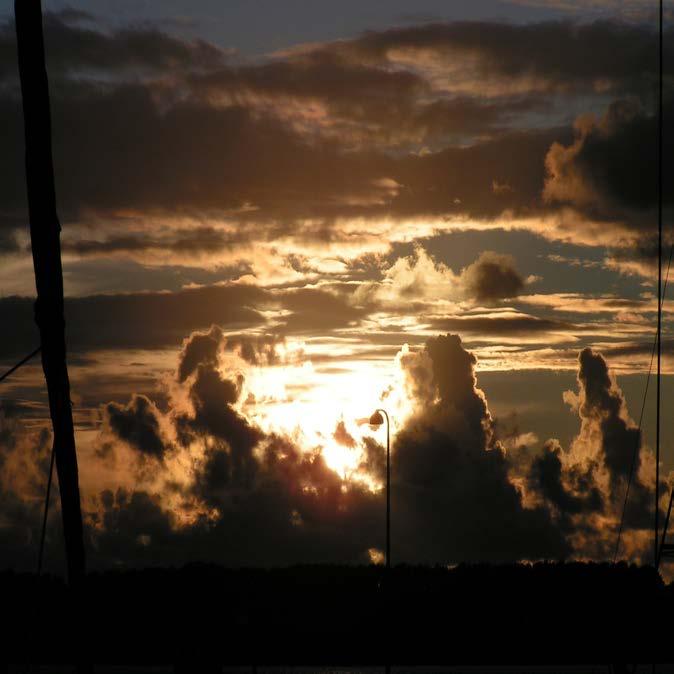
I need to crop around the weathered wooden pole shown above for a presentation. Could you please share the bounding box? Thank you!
[14,0,86,586]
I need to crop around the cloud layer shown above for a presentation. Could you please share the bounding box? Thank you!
[1,9,671,572]
[0,329,662,569]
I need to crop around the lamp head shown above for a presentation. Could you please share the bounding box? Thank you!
[369,410,384,426]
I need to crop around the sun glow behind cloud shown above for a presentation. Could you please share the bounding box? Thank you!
[238,343,414,486]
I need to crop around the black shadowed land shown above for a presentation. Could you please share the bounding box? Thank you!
[0,562,670,668]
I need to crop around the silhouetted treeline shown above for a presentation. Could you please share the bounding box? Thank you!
[1,562,670,667]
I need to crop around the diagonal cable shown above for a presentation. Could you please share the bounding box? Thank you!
[614,243,673,563]
[0,346,41,385]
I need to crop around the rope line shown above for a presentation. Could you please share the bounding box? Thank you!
[0,346,41,384]
[37,442,55,575]
[0,345,49,573]
[614,244,673,563]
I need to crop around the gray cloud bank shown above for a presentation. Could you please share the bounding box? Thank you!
[0,12,670,265]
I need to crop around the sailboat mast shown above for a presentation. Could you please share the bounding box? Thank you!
[14,0,86,584]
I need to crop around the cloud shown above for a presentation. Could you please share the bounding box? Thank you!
[510,0,672,23]
[0,282,379,359]
[104,394,168,460]
[574,347,640,487]
[175,329,262,466]
[0,284,267,359]
[369,246,527,307]
[334,420,357,449]
[544,98,668,220]
[0,10,225,81]
[0,13,575,254]
[177,325,223,383]
[226,334,288,366]
[0,402,61,568]
[324,20,667,96]
[391,334,569,562]
[2,10,672,570]
[192,53,541,147]
[59,226,253,263]
[0,13,670,283]
[83,329,386,566]
[1,326,667,569]
[529,438,604,515]
[525,347,658,558]
[427,313,577,339]
[461,251,526,302]
[379,245,460,301]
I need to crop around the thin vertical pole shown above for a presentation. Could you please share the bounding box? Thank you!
[380,408,390,674]
[15,0,86,586]
[658,490,674,569]
[386,413,390,571]
[650,8,663,670]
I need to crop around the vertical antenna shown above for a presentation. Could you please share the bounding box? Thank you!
[655,0,663,567]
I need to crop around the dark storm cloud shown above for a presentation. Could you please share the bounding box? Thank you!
[177,325,223,382]
[226,334,285,366]
[279,287,371,332]
[191,52,543,145]
[574,348,658,533]
[1,12,670,259]
[87,332,570,568]
[175,329,262,476]
[428,313,576,336]
[544,98,674,224]
[0,281,380,358]
[332,20,669,93]
[0,229,19,255]
[60,227,252,258]
[529,439,603,516]
[0,10,225,80]
[179,328,290,372]
[89,329,384,567]
[91,443,383,568]
[0,81,562,226]
[461,251,526,302]
[0,12,579,240]
[0,83,374,222]
[0,403,61,569]
[390,127,562,220]
[576,347,638,484]
[0,11,548,144]
[92,489,181,567]
[104,394,167,459]
[185,365,260,453]
[0,285,267,358]
[527,347,655,540]
[392,334,569,561]
[2,328,663,568]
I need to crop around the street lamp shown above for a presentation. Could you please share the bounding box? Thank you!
[369,408,390,570]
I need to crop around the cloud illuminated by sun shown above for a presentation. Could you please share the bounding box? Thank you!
[237,341,417,486]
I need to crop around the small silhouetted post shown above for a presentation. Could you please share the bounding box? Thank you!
[385,413,390,570]
[369,408,391,674]
[369,408,391,569]
[14,0,86,586]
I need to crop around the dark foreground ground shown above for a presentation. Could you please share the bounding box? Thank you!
[1,563,672,669]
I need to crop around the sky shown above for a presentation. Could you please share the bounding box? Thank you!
[1,0,673,572]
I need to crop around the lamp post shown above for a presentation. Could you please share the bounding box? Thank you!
[369,408,392,674]
[369,408,390,570]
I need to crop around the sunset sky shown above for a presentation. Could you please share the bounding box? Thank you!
[1,0,673,571]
